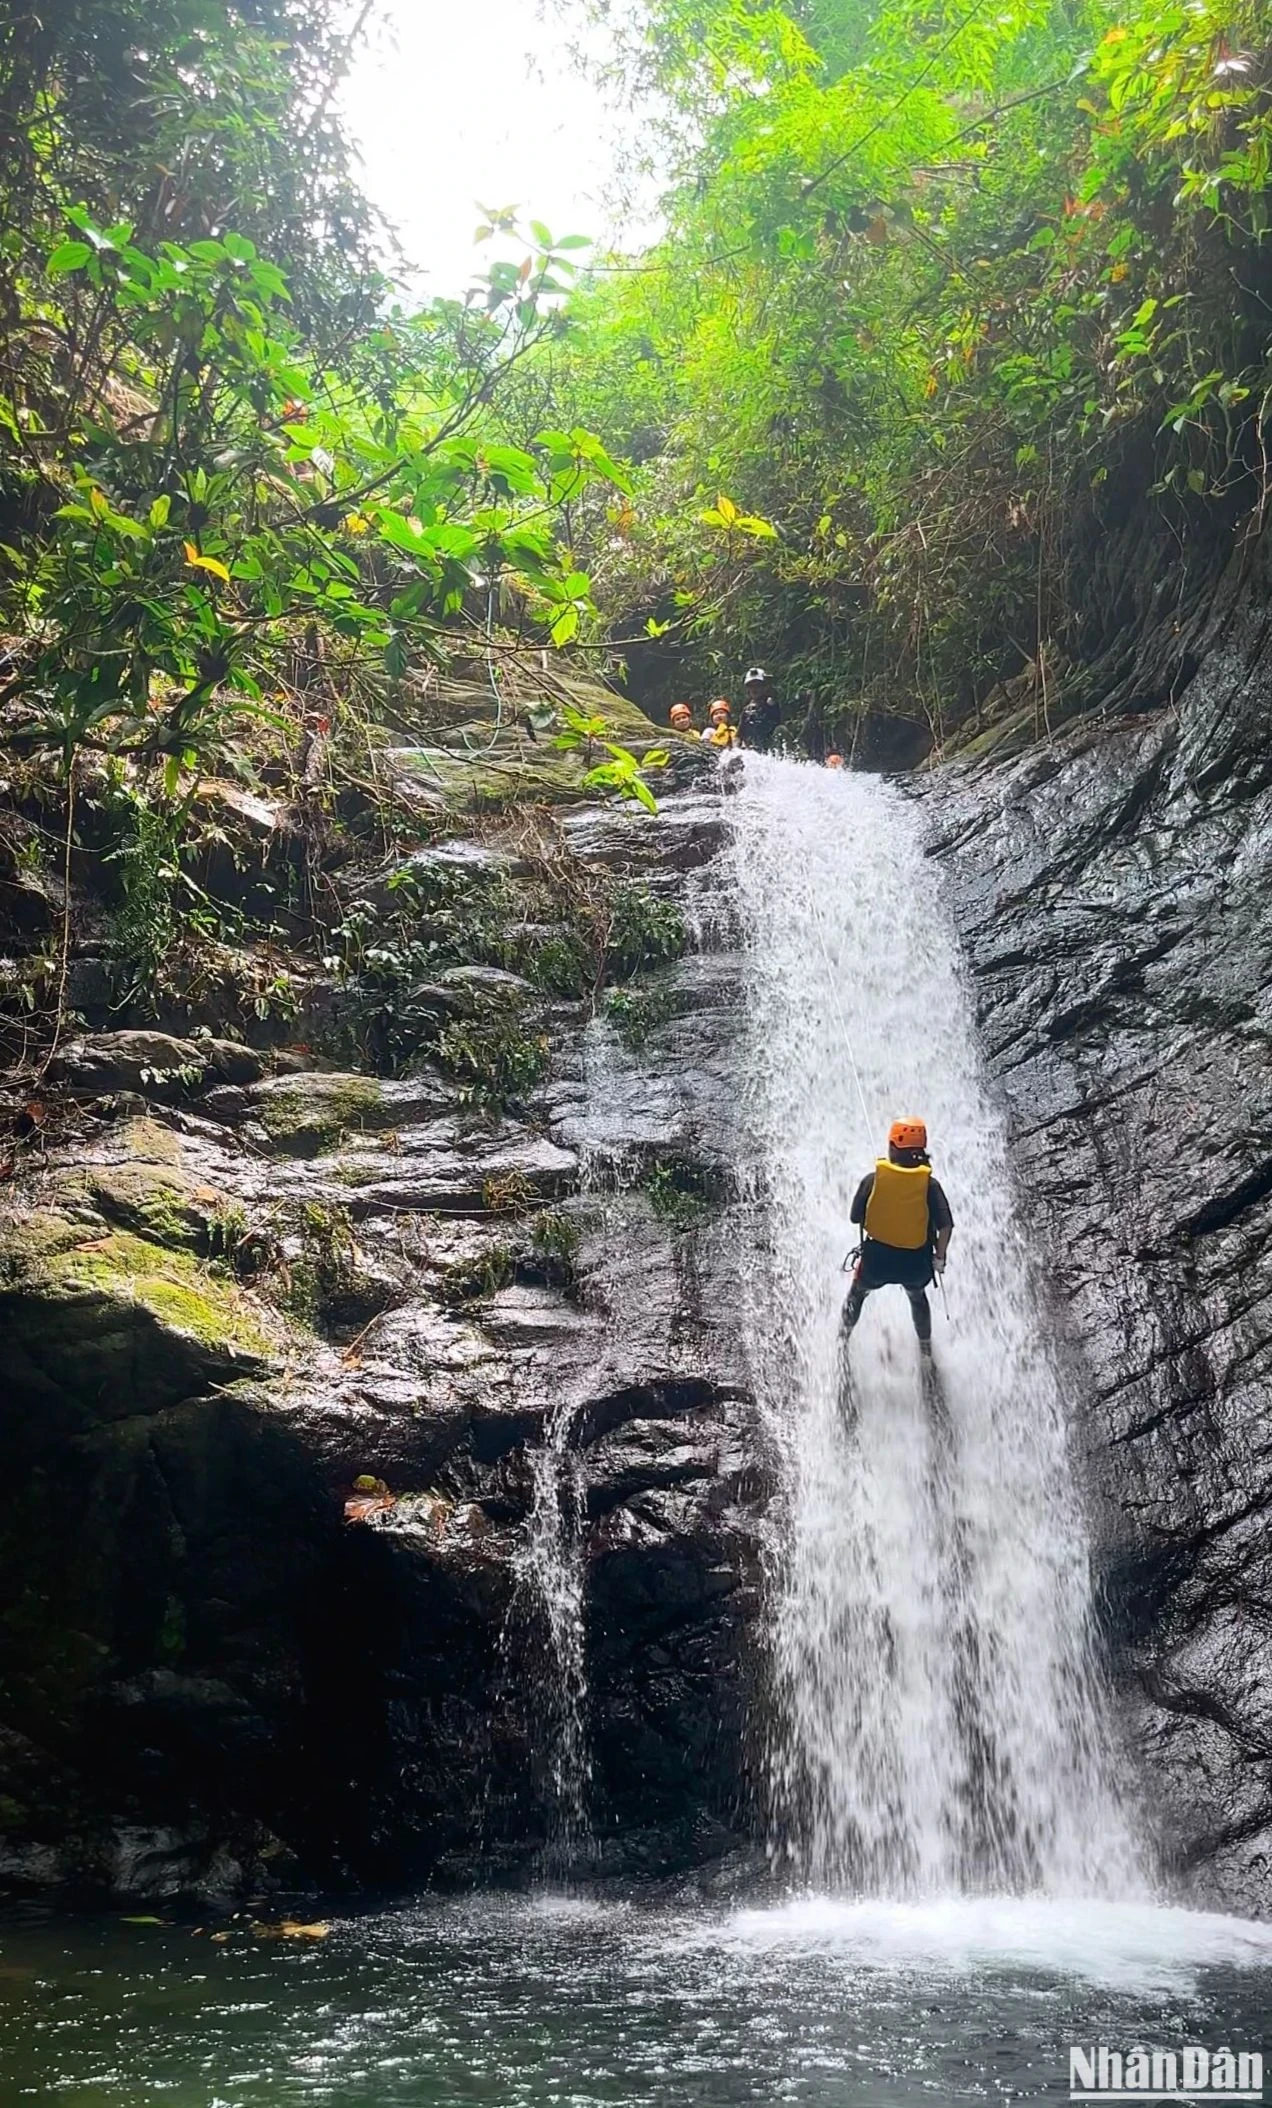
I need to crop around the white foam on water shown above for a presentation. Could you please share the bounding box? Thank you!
[715,1895,1272,1996]
[727,757,1142,1898]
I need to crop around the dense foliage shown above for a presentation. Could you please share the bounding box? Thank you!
[542,0,1272,750]
[3,0,1271,1073]
[0,1,679,1071]
[0,1,645,799]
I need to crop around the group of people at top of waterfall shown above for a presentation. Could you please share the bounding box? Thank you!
[666,667,846,766]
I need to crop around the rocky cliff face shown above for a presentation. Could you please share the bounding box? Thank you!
[8,600,1272,1916]
[0,783,768,1903]
[926,567,1272,1917]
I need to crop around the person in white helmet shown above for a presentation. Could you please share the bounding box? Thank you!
[738,666,780,751]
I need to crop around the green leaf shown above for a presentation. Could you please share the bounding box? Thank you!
[46,241,92,276]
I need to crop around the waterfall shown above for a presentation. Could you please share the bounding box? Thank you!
[515,1399,592,1867]
[728,757,1141,1897]
[513,1013,633,1872]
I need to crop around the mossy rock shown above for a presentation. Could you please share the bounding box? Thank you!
[110,1116,184,1167]
[0,1211,279,1422]
[84,1163,222,1251]
[384,684,678,814]
[252,1072,387,1156]
[36,1224,273,1355]
[35,1121,226,1253]
[392,745,595,811]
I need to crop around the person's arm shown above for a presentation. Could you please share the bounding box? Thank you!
[850,1172,874,1227]
[929,1178,954,1271]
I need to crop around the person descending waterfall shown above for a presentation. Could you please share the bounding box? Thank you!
[841,1118,953,1355]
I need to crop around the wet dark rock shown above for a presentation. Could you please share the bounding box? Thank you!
[0,791,765,1904]
[926,566,1272,1917]
[51,1030,266,1095]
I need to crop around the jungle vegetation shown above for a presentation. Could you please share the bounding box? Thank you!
[541,0,1272,753]
[0,0,1269,1065]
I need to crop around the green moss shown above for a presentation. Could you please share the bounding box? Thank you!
[395,745,600,810]
[40,1229,275,1358]
[115,1117,183,1167]
[256,1073,385,1155]
[272,1200,357,1325]
[85,1163,217,1251]
[0,1210,96,1277]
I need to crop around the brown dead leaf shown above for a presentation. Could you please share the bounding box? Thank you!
[344,1494,395,1524]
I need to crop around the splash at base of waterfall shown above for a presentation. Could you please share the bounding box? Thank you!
[728,755,1141,1899]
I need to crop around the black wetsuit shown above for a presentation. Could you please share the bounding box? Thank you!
[739,691,781,752]
[842,1168,954,1343]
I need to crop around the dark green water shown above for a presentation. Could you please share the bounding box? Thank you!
[2,1894,1269,2105]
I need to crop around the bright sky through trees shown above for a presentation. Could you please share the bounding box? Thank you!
[340,0,647,292]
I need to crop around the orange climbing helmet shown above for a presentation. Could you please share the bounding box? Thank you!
[888,1117,928,1152]
[709,697,732,721]
[825,753,844,769]
[669,702,693,729]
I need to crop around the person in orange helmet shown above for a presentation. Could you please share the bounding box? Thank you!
[701,698,739,749]
[669,702,695,734]
[825,753,844,769]
[840,1118,954,1355]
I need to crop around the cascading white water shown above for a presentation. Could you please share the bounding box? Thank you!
[515,1399,592,1864]
[728,756,1142,1898]
[512,1012,634,1869]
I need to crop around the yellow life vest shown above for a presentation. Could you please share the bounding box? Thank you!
[863,1158,930,1250]
[704,722,738,748]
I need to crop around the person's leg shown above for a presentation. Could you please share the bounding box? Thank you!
[906,1286,932,1346]
[841,1271,873,1335]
